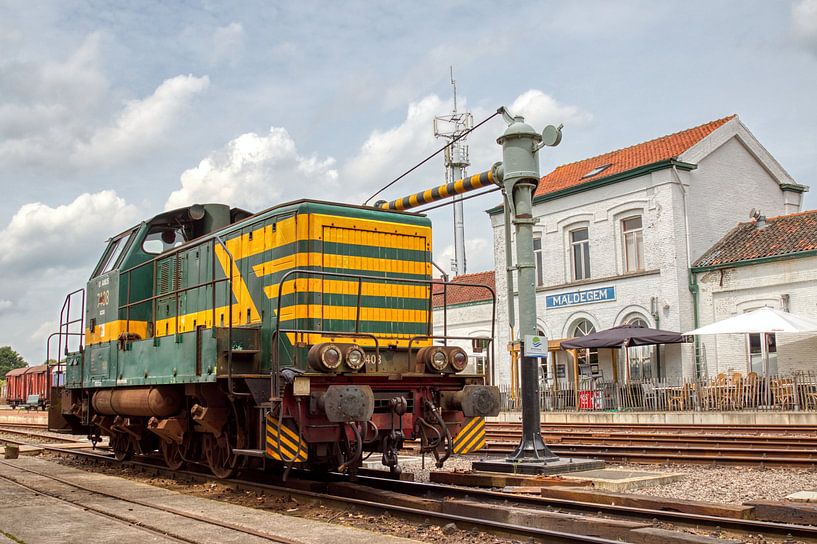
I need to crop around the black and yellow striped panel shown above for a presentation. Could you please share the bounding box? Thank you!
[452,416,486,454]
[265,414,308,462]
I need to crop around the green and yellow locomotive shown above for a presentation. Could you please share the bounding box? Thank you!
[50,199,499,477]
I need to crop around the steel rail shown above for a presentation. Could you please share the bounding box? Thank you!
[43,447,621,544]
[41,445,817,541]
[0,458,304,544]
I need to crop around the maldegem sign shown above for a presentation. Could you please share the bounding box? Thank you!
[546,286,616,308]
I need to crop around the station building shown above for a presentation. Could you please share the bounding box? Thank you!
[692,210,817,377]
[483,114,809,387]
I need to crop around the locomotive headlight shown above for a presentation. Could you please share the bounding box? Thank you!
[432,350,448,370]
[416,346,449,373]
[308,343,343,372]
[343,345,365,371]
[448,347,468,372]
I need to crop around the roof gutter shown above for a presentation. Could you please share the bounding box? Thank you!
[691,248,817,273]
[486,159,697,216]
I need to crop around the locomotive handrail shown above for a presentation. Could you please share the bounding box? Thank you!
[270,268,496,382]
[214,235,250,398]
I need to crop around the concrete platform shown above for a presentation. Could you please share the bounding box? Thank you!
[0,456,419,544]
[492,410,817,426]
[472,456,604,475]
[0,408,48,425]
[786,490,817,503]
[560,468,683,492]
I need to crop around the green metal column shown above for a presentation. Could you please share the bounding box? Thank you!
[496,111,562,461]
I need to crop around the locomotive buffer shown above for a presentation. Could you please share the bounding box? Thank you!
[378,107,602,474]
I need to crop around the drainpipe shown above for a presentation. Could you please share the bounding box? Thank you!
[672,165,702,379]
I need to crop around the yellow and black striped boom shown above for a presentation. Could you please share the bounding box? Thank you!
[377,169,495,211]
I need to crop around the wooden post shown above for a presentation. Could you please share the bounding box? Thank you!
[611,349,619,385]
[572,349,580,408]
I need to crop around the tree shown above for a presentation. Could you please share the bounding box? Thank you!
[0,346,27,378]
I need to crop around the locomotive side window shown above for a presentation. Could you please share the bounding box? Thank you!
[96,232,133,276]
[143,226,187,254]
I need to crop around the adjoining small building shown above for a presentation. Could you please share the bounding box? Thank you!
[431,271,496,380]
[692,210,817,377]
[487,114,808,388]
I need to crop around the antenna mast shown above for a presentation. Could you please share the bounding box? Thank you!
[434,67,473,276]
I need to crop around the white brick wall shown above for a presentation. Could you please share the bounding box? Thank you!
[696,255,817,376]
[485,119,800,387]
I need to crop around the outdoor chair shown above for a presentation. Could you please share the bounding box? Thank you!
[744,372,759,408]
[640,382,657,410]
[771,378,795,409]
[668,383,692,411]
[722,373,742,410]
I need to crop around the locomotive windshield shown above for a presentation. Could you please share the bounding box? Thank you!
[94,231,134,276]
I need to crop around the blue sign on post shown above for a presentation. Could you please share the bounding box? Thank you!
[546,286,616,308]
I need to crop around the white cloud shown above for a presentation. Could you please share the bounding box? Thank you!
[344,95,448,193]
[346,91,591,203]
[437,237,493,277]
[165,127,338,211]
[794,0,817,54]
[0,33,208,168]
[0,300,12,315]
[0,191,140,272]
[212,22,245,65]
[74,74,210,166]
[0,33,109,165]
[508,90,593,131]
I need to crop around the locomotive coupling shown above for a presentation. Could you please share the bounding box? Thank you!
[315,385,375,423]
[440,385,501,417]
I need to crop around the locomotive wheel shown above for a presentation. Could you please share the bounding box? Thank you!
[161,432,191,471]
[110,432,133,462]
[203,433,238,478]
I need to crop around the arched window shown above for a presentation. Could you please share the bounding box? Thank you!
[624,314,653,381]
[571,319,598,377]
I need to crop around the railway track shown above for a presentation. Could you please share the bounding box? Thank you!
[0,458,303,544]
[0,424,83,444]
[481,422,817,467]
[36,443,817,543]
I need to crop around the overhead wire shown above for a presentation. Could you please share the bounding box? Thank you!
[412,185,502,213]
[362,110,502,206]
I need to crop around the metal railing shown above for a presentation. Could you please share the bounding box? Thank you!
[499,371,817,412]
[271,268,496,396]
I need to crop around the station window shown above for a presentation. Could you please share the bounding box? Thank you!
[625,316,653,381]
[622,215,644,272]
[570,227,590,281]
[571,318,598,372]
[533,234,544,287]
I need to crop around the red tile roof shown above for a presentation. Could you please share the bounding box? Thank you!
[432,270,495,308]
[694,210,817,268]
[534,115,736,198]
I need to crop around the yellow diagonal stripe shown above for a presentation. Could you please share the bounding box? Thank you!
[453,417,485,454]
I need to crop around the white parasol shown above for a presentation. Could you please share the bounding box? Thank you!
[685,307,817,335]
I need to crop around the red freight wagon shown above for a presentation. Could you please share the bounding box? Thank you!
[5,365,49,409]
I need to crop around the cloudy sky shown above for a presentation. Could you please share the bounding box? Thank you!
[1,1,816,363]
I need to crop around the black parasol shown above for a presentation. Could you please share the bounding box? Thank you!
[560,323,686,350]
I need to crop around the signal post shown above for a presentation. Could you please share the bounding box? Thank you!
[378,107,602,473]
